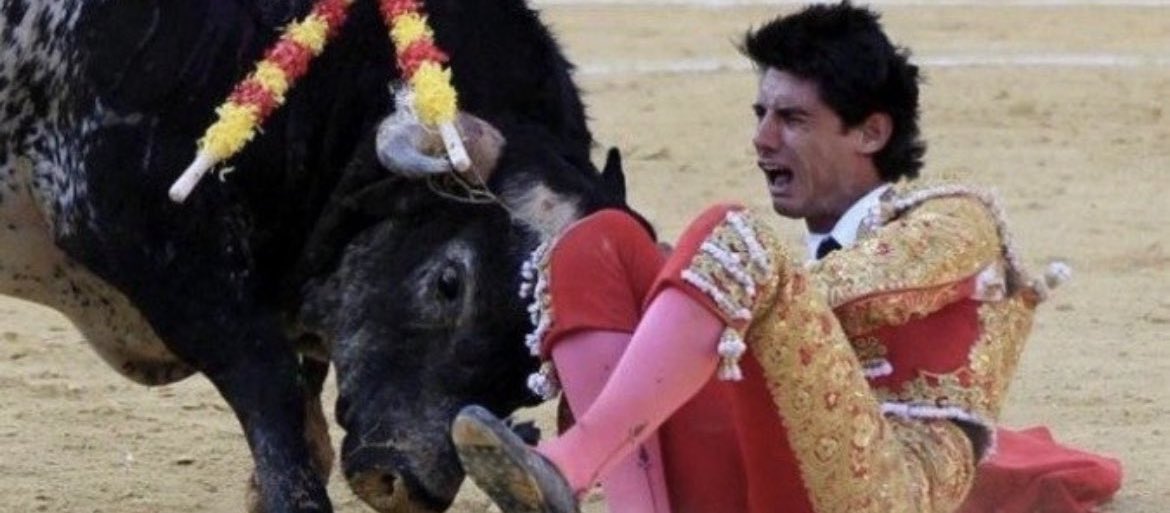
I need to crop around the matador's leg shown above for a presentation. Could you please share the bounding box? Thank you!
[455,205,976,513]
[661,204,976,513]
[551,332,673,512]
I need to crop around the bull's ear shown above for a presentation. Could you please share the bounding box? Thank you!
[599,147,626,203]
[342,178,436,218]
[325,132,440,219]
[297,136,407,281]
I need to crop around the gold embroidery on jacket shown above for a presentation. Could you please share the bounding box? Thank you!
[813,193,1000,314]
[864,293,1036,426]
[836,281,971,336]
[680,210,779,380]
[815,185,1038,445]
[852,335,888,361]
[740,227,974,513]
[676,204,994,512]
[892,418,977,512]
[680,211,776,323]
[971,297,1035,419]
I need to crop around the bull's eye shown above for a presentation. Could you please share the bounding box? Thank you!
[436,264,462,302]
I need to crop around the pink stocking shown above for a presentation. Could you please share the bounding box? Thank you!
[552,331,672,512]
[540,287,724,492]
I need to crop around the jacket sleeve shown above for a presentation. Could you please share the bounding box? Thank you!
[811,195,1003,335]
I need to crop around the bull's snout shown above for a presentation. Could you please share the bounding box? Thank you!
[348,468,434,513]
[342,433,463,513]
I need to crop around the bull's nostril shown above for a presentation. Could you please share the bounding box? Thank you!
[349,470,404,511]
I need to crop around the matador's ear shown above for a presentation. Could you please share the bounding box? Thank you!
[858,112,893,155]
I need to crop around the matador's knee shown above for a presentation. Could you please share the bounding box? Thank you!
[647,204,796,380]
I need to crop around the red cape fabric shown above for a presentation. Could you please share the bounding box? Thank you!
[958,426,1123,513]
[542,210,665,360]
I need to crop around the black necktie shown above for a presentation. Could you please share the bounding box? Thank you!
[816,237,841,260]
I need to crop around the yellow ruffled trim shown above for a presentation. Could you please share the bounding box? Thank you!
[390,13,431,49]
[287,13,330,54]
[410,62,457,126]
[200,103,260,160]
[252,61,290,99]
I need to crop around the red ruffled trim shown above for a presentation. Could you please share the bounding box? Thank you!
[313,0,351,35]
[228,81,279,119]
[397,40,449,77]
[264,40,313,82]
[380,0,422,21]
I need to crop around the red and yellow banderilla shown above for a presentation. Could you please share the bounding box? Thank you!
[170,0,469,203]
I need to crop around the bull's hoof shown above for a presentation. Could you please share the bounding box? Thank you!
[451,405,578,513]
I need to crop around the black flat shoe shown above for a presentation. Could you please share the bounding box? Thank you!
[452,405,579,513]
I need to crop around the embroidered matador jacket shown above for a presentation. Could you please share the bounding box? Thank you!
[807,182,1047,454]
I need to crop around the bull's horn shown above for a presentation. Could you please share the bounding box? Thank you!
[375,111,505,183]
[455,113,505,184]
[376,111,453,178]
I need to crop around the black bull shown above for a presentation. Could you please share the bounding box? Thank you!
[0,0,632,511]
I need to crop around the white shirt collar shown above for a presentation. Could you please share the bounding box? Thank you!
[805,184,891,260]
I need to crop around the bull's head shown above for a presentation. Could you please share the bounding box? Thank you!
[296,114,627,511]
[305,206,534,510]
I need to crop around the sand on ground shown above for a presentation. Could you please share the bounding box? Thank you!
[1,3,1167,512]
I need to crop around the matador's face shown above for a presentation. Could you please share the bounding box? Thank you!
[751,68,883,232]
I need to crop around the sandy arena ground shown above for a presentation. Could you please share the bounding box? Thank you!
[2,2,1168,512]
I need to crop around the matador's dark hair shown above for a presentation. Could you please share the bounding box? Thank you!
[741,1,925,181]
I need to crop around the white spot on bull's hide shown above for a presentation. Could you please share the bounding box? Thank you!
[2,2,158,386]
[1,149,190,386]
[501,184,581,241]
[3,1,92,237]
[1,1,81,118]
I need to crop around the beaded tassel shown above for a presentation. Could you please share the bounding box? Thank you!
[716,328,747,381]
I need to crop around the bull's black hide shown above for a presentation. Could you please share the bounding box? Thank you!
[0,0,630,511]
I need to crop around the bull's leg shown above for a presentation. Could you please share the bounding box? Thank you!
[302,358,336,481]
[195,328,333,513]
[0,151,197,387]
[40,88,333,512]
[247,357,335,513]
